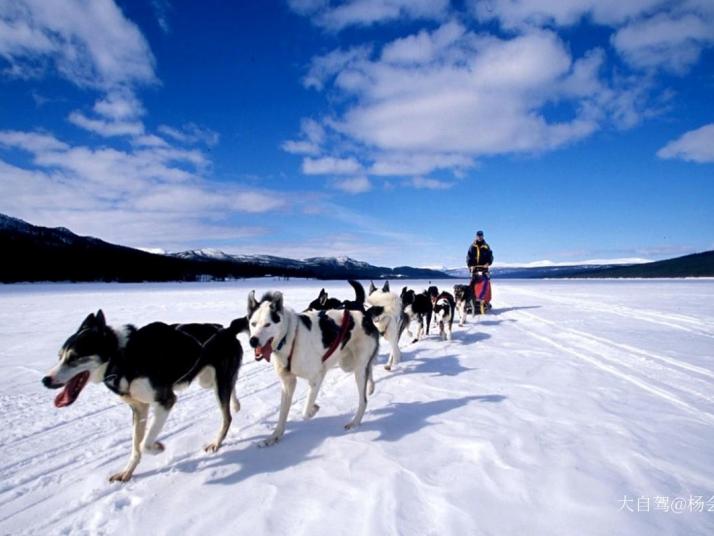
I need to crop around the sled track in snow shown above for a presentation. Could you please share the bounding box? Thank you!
[504,286,714,339]
[500,301,714,425]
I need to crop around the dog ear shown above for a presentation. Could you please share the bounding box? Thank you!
[80,312,96,330]
[369,281,376,294]
[319,292,327,305]
[95,310,106,328]
[247,290,258,316]
[270,292,284,312]
[382,281,390,292]
[401,286,407,296]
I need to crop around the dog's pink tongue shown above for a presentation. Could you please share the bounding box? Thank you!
[254,341,273,362]
[54,371,90,408]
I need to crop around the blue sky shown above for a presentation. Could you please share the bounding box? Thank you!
[0,0,712,268]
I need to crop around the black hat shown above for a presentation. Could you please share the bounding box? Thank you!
[476,230,484,237]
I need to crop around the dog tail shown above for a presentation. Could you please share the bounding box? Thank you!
[348,279,365,305]
[228,316,249,336]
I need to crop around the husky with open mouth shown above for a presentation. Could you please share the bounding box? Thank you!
[41,310,245,482]
[247,290,379,446]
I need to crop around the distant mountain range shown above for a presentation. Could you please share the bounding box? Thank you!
[444,252,714,279]
[0,214,451,283]
[1,213,712,283]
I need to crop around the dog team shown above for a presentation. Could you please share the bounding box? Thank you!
[41,279,485,482]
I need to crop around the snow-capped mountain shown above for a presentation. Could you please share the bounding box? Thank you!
[169,249,445,280]
[0,213,451,282]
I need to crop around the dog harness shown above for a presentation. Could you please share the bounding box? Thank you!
[284,309,352,372]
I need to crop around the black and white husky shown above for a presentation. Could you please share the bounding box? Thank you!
[400,287,433,342]
[246,290,379,446]
[453,284,476,327]
[41,310,245,482]
[432,292,456,340]
[365,281,407,371]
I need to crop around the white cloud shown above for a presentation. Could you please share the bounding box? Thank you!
[68,111,145,137]
[406,176,454,190]
[151,0,171,34]
[281,118,326,155]
[369,152,475,176]
[657,123,714,163]
[469,0,666,29]
[282,140,321,155]
[93,92,144,120]
[380,21,465,64]
[0,129,288,248]
[470,0,714,75]
[302,156,362,175]
[132,134,170,148]
[303,45,372,90]
[0,130,68,152]
[289,0,450,31]
[305,26,604,177]
[334,176,372,193]
[0,0,156,90]
[612,12,714,73]
[157,123,220,146]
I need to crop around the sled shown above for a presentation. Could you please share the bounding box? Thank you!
[471,271,492,315]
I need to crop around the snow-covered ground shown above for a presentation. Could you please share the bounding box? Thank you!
[1,279,713,535]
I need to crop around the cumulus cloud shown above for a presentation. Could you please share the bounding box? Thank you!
[288,0,450,31]
[67,111,145,137]
[0,130,287,247]
[303,45,372,90]
[292,24,611,178]
[612,12,714,73]
[334,176,372,193]
[0,0,156,89]
[157,123,220,146]
[302,155,362,175]
[657,123,714,163]
[469,0,666,28]
[470,0,714,75]
[406,177,454,190]
[281,118,326,155]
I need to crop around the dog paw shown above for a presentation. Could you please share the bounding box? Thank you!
[344,421,360,430]
[204,442,222,453]
[258,435,281,448]
[303,403,320,420]
[109,470,133,483]
[143,441,165,455]
[384,364,392,371]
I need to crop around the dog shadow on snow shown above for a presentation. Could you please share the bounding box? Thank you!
[489,305,541,316]
[150,393,505,486]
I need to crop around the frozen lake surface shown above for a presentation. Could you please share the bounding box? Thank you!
[1,279,713,535]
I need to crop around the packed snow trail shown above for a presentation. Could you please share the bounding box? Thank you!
[0,280,713,535]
